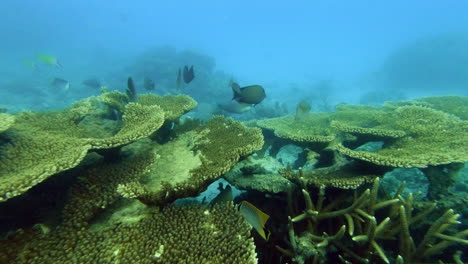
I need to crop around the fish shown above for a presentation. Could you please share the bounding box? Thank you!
[126,77,137,101]
[239,200,270,240]
[176,68,182,90]
[217,102,252,114]
[143,77,155,91]
[50,77,70,91]
[232,82,266,105]
[183,65,195,84]
[82,78,102,89]
[209,183,233,206]
[38,54,62,68]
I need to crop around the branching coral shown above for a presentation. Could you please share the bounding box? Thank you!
[276,178,468,264]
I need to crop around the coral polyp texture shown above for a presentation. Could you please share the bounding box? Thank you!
[0,103,165,202]
[0,113,15,133]
[137,94,198,120]
[0,203,257,264]
[334,105,468,167]
[256,113,335,143]
[118,116,264,206]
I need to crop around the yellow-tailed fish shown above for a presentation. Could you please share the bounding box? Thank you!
[239,200,270,240]
[38,54,62,68]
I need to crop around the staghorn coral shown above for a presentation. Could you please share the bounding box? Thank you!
[0,113,15,133]
[0,203,257,264]
[256,114,335,143]
[118,116,264,206]
[275,178,468,264]
[0,103,165,202]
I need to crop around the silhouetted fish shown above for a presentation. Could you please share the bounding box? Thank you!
[183,65,195,84]
[176,68,182,90]
[82,78,102,89]
[144,77,155,91]
[209,183,233,206]
[231,82,266,105]
[126,77,137,101]
[50,77,70,91]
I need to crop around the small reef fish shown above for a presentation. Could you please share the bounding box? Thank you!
[217,101,252,114]
[82,78,102,89]
[209,183,233,206]
[38,54,62,68]
[143,77,155,91]
[176,68,182,90]
[183,65,195,84]
[126,77,137,101]
[239,200,270,240]
[50,77,70,91]
[231,82,266,105]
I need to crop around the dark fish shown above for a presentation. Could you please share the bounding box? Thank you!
[209,183,233,206]
[143,77,155,91]
[82,78,102,89]
[50,77,70,91]
[218,102,251,114]
[126,77,137,101]
[232,82,266,105]
[176,68,182,90]
[183,65,195,84]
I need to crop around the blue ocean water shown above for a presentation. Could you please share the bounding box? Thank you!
[0,1,467,263]
[1,0,467,112]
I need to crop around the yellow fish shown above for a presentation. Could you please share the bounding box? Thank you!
[239,200,270,240]
[38,54,62,68]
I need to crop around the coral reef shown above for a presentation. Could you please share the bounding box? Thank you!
[276,179,468,264]
[0,203,257,264]
[0,113,15,133]
[117,116,264,206]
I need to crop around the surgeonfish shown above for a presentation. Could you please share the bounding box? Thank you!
[143,77,155,91]
[239,200,270,240]
[183,65,195,84]
[209,183,233,206]
[231,82,266,105]
[176,68,182,90]
[38,54,62,68]
[50,77,70,91]
[82,78,102,89]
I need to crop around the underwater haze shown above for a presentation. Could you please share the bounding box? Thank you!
[1,1,468,264]
[1,0,468,111]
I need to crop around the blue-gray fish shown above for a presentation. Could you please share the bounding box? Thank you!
[50,77,70,91]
